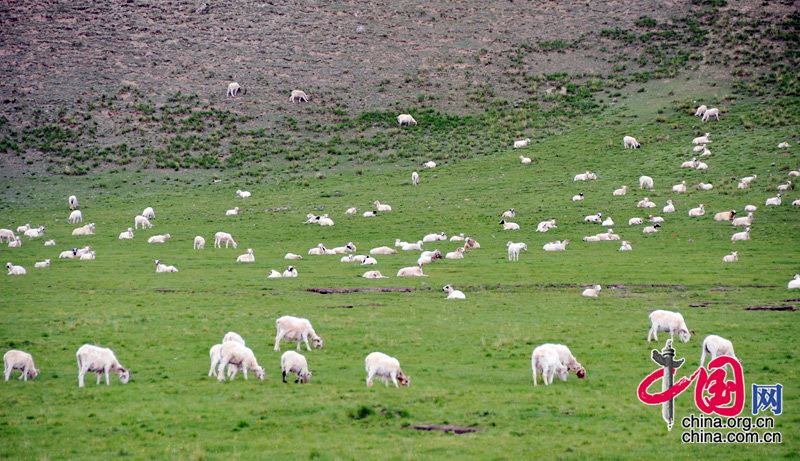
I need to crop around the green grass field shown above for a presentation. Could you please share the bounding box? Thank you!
[1,81,799,460]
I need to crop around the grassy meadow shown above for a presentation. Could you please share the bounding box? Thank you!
[1,81,799,460]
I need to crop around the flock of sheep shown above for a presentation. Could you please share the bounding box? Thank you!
[3,90,799,390]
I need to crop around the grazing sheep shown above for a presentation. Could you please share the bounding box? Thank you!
[194,236,205,250]
[531,347,567,386]
[267,270,282,278]
[692,133,711,145]
[572,193,585,202]
[411,171,420,186]
[222,331,245,345]
[537,219,557,232]
[68,210,83,224]
[282,266,298,278]
[519,155,532,164]
[584,212,603,224]
[672,181,687,193]
[499,220,520,231]
[274,316,323,352]
[289,89,309,103]
[637,197,656,209]
[423,232,447,243]
[722,251,738,263]
[643,224,661,234]
[648,310,691,343]
[694,105,707,117]
[663,200,675,213]
[365,352,409,388]
[700,335,735,367]
[507,241,527,261]
[531,344,585,386]
[208,344,237,379]
[397,114,417,126]
[361,256,378,266]
[373,201,392,212]
[346,207,359,215]
[147,233,171,244]
[423,161,436,169]
[397,266,426,277]
[76,344,130,387]
[362,270,388,279]
[574,171,597,181]
[401,241,424,251]
[6,262,26,276]
[502,208,516,219]
[581,284,601,298]
[226,207,240,216]
[134,215,153,229]
[236,248,255,263]
[688,204,705,217]
[141,207,155,219]
[698,182,713,191]
[542,240,569,252]
[118,228,134,240]
[731,213,753,227]
[450,233,465,242]
[702,108,720,122]
[765,195,782,206]
[445,247,465,260]
[227,82,243,97]
[788,274,800,289]
[613,185,628,196]
[3,350,38,381]
[443,284,465,300]
[714,210,736,222]
[216,342,264,382]
[681,158,698,169]
[69,195,79,210]
[514,138,531,149]
[154,259,178,273]
[34,259,50,269]
[777,181,792,192]
[623,135,641,149]
[80,251,96,260]
[281,351,311,384]
[639,175,654,189]
[214,232,238,249]
[370,246,396,255]
[235,189,251,199]
[463,237,481,250]
[731,227,751,242]
[619,240,632,251]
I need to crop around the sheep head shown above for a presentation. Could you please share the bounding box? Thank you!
[118,368,131,384]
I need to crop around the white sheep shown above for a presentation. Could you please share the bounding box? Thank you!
[537,219,557,232]
[449,233,465,242]
[531,344,585,386]
[700,335,735,367]
[346,207,359,215]
[681,158,698,169]
[697,182,713,191]
[672,181,687,193]
[643,224,661,234]
[519,155,532,164]
[289,89,309,103]
[744,204,757,212]
[397,266,426,277]
[226,207,240,216]
[694,105,707,117]
[236,189,251,198]
[574,171,597,181]
[370,246,396,255]
[649,215,664,224]
[423,232,447,243]
[282,266,298,278]
[613,186,628,196]
[514,138,531,149]
[118,228,134,240]
[236,248,255,263]
[731,212,753,227]
[397,114,417,126]
[507,241,527,261]
[365,352,409,388]
[267,270,282,278]
[531,347,567,386]
[34,259,50,269]
[222,331,245,345]
[284,252,303,260]
[639,175,654,189]
[22,226,44,239]
[765,195,782,206]
[401,241,424,251]
[663,200,675,213]
[7,236,21,248]
[308,243,328,255]
[581,284,601,298]
[777,181,792,192]
[499,220,520,231]
[59,248,79,259]
[363,270,388,279]
[134,215,153,229]
[793,199,800,206]
[778,142,790,149]
[789,170,800,177]
[227,82,243,97]
[281,351,311,383]
[147,233,171,244]
[637,197,656,209]
[6,262,26,276]
[68,195,79,210]
[584,212,602,224]
[274,316,323,351]
[216,342,264,381]
[79,251,96,260]
[542,240,569,252]
[693,144,706,152]
[688,204,705,217]
[317,215,335,226]
[373,200,392,212]
[572,193,585,202]
[361,256,378,266]
[788,274,800,289]
[741,175,757,185]
[623,135,640,149]
[445,247,465,260]
[648,310,691,343]
[411,171,420,186]
[208,344,236,379]
[619,240,632,251]
[3,350,38,381]
[423,161,436,169]
[464,237,481,250]
[731,227,751,242]
[362,211,378,218]
[154,259,179,273]
[700,146,712,157]
[214,232,238,248]
[442,284,465,300]
[722,251,738,263]
[502,208,516,219]
[142,207,155,219]
[194,236,205,250]
[68,210,83,224]
[702,108,720,122]
[76,344,130,387]
[695,161,709,171]
[692,133,711,145]
[714,210,736,222]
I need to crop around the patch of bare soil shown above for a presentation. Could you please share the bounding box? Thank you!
[307,287,414,294]
[410,424,480,434]
[745,305,796,312]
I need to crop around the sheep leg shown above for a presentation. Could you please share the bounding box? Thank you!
[21,366,28,381]
[366,370,376,387]
[208,357,218,377]
[217,359,229,381]
[390,372,399,388]
[273,331,285,352]
[4,366,10,382]
[302,334,312,352]
[282,370,287,383]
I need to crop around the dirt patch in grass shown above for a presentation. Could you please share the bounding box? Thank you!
[307,287,414,294]
[745,305,796,312]
[410,424,480,434]
[689,302,716,308]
